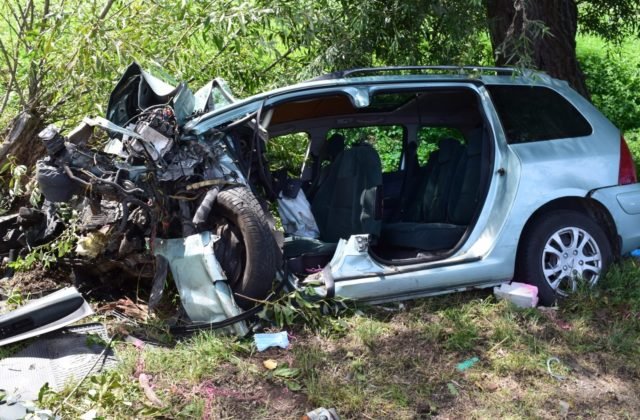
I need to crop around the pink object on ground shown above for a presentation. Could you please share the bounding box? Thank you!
[493,282,539,308]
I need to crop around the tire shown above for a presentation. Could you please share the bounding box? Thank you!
[516,210,612,306]
[208,186,280,309]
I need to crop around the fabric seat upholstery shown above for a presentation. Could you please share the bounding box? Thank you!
[283,143,383,259]
[402,138,464,223]
[381,130,484,251]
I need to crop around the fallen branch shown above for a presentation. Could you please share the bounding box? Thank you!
[139,373,165,408]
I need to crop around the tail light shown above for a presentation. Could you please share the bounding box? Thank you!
[618,135,637,185]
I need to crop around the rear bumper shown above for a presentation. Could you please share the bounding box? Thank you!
[590,183,640,254]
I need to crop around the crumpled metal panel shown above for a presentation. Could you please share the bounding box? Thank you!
[328,234,385,279]
[153,231,248,336]
[0,323,116,401]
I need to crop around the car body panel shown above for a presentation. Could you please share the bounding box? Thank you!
[615,190,640,215]
[187,72,556,135]
[333,253,510,303]
[188,69,639,303]
[591,183,640,253]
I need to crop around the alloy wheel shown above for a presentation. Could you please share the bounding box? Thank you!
[541,227,603,296]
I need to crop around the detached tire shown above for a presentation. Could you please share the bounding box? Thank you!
[516,210,612,306]
[209,186,280,309]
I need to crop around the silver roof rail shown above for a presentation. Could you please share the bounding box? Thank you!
[313,66,519,80]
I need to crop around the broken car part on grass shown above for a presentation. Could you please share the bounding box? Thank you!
[0,287,92,346]
[3,63,640,335]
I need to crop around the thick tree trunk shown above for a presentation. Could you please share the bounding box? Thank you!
[0,111,45,168]
[486,0,590,99]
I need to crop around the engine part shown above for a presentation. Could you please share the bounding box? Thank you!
[192,187,219,227]
[35,161,79,203]
[38,125,66,157]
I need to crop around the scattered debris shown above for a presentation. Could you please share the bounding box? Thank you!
[0,323,116,401]
[154,232,249,336]
[446,382,460,396]
[456,356,480,372]
[375,302,406,312]
[559,400,570,417]
[263,359,278,370]
[0,400,28,419]
[303,407,340,420]
[494,282,539,308]
[98,297,149,322]
[547,357,567,380]
[0,287,92,346]
[139,373,165,408]
[254,331,289,351]
[79,409,98,420]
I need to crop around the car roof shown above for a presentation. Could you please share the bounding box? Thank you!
[186,66,571,133]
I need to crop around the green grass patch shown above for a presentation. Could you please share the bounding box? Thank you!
[31,259,640,418]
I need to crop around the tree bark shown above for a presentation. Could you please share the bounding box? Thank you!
[0,111,45,168]
[486,0,590,99]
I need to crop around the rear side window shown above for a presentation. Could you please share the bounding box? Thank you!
[416,127,464,166]
[487,85,592,144]
[327,125,405,173]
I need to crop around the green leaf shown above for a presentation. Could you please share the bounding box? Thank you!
[272,367,300,379]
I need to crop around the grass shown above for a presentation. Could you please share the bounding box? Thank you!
[8,258,640,418]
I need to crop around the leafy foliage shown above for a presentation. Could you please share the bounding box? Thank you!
[577,35,640,167]
[578,35,640,132]
[258,286,353,334]
[266,132,310,177]
[328,125,405,173]
[0,0,497,134]
[38,370,164,418]
[9,208,78,271]
[579,0,640,42]
[0,155,27,214]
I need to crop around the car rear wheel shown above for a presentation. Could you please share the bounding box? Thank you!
[516,210,612,306]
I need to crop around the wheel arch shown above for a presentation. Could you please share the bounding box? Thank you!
[514,197,620,274]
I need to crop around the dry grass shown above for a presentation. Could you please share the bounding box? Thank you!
[12,260,640,418]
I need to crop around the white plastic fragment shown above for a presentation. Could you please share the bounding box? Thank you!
[254,331,289,352]
[493,282,539,308]
[277,190,320,238]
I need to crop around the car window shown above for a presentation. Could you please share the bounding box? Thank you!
[267,132,310,177]
[486,85,592,144]
[327,125,405,173]
[416,127,464,166]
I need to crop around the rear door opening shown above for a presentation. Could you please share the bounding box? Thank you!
[261,85,495,278]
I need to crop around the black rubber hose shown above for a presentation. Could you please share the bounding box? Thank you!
[191,187,219,226]
[169,267,288,337]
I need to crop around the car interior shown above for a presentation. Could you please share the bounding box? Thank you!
[263,87,493,275]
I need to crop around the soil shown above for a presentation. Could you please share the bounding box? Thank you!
[3,266,72,297]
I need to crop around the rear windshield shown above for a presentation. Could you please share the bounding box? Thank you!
[487,85,592,144]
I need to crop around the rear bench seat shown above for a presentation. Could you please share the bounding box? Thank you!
[381,130,484,251]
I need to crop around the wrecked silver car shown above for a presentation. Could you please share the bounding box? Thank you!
[3,64,640,337]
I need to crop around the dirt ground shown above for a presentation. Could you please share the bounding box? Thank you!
[3,266,72,296]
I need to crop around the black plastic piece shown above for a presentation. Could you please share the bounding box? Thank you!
[38,125,66,157]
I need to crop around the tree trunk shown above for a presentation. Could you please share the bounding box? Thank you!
[0,111,45,168]
[486,0,590,99]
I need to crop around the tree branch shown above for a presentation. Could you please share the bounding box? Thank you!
[98,0,115,20]
[0,39,27,110]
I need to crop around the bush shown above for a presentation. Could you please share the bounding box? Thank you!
[577,35,640,133]
[578,35,640,168]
